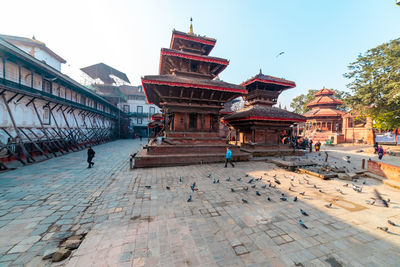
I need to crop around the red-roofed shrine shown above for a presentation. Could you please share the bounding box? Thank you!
[224,70,306,156]
[303,88,345,141]
[134,21,251,167]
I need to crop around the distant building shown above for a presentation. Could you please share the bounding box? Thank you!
[118,85,160,137]
[80,63,159,137]
[0,34,66,71]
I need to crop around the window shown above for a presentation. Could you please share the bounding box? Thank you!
[189,113,197,129]
[149,107,155,115]
[123,105,130,113]
[43,80,51,94]
[190,62,198,72]
[43,107,51,125]
[137,118,142,124]
[137,106,143,114]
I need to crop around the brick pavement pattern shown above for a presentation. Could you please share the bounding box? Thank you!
[0,140,399,266]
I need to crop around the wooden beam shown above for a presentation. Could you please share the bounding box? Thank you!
[7,93,19,103]
[1,94,34,163]
[18,127,50,159]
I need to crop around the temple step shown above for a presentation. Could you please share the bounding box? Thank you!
[133,150,252,168]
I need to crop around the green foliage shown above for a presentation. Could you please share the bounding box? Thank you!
[290,89,348,114]
[344,38,400,130]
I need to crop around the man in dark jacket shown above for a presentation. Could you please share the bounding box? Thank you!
[87,146,95,168]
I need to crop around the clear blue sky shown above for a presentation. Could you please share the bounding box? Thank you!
[1,0,400,109]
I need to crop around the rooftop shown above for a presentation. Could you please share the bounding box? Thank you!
[224,105,306,122]
[241,71,296,89]
[81,63,131,85]
[0,34,66,63]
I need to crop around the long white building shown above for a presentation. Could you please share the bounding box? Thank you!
[0,35,120,170]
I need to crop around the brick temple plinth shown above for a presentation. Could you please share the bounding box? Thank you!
[134,22,251,168]
[224,71,306,157]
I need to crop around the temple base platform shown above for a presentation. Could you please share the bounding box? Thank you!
[133,143,252,168]
[239,144,305,157]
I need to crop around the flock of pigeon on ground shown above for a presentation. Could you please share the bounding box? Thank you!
[144,159,398,235]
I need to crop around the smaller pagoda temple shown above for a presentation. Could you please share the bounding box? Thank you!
[303,88,345,142]
[224,71,306,156]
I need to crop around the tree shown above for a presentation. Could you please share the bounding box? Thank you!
[290,89,348,114]
[344,38,400,131]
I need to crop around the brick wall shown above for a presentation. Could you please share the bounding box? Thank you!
[367,160,400,182]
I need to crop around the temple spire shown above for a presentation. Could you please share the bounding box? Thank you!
[259,68,263,75]
[188,17,194,35]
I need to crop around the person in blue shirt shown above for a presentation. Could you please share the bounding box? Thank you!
[224,147,235,168]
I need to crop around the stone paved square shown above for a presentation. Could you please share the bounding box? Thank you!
[0,140,399,266]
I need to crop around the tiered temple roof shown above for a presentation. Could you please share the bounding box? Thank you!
[304,88,344,118]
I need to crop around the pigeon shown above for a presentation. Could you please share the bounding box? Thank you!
[280,197,287,201]
[275,179,281,185]
[226,177,231,182]
[336,188,344,194]
[207,174,212,178]
[256,191,261,196]
[290,182,295,187]
[248,178,254,184]
[319,189,324,193]
[294,196,298,202]
[299,219,308,229]
[216,179,220,183]
[366,199,375,205]
[343,183,348,187]
[190,183,196,191]
[325,203,332,208]
[145,185,151,189]
[300,209,309,216]
[166,186,170,190]
[179,177,182,182]
[374,189,389,207]
[237,178,242,181]
[291,176,295,181]
[245,174,249,177]
[377,226,388,232]
[242,198,248,203]
[313,184,318,189]
[187,195,192,202]
[231,188,235,192]
[267,197,271,201]
[281,193,285,196]
[353,185,362,193]
[269,183,272,187]
[300,192,305,196]
[273,174,277,178]
[213,179,217,184]
[251,184,256,188]
[261,184,267,189]
[298,180,303,185]
[388,220,396,226]
[244,187,248,191]
[363,180,366,185]
[276,51,285,57]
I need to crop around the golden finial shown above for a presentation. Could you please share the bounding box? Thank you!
[188,17,194,35]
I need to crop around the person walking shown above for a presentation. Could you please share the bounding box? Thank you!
[378,145,385,160]
[309,139,313,153]
[224,147,235,168]
[87,146,95,168]
[374,142,379,154]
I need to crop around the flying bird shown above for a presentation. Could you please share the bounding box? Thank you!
[276,51,285,57]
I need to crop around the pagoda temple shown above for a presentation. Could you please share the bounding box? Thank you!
[134,21,251,167]
[224,71,306,156]
[303,88,345,141]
